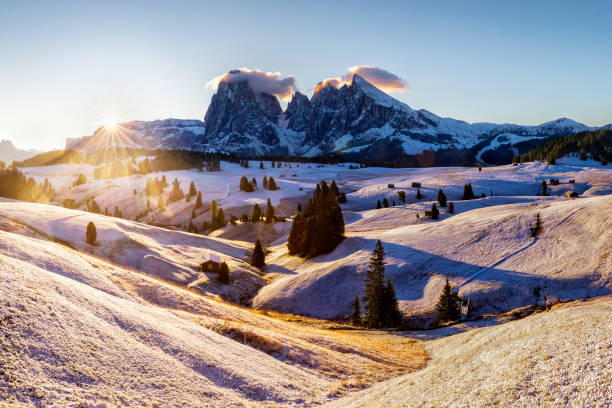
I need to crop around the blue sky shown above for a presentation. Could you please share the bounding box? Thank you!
[1,0,611,150]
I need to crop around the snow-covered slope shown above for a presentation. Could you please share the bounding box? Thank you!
[0,216,426,406]
[326,297,612,408]
[0,235,329,406]
[0,199,265,303]
[254,193,612,324]
[66,118,205,151]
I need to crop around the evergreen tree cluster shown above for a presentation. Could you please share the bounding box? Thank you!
[86,199,101,213]
[360,240,402,328]
[329,180,346,203]
[73,173,87,187]
[204,200,226,231]
[145,176,168,197]
[435,278,461,324]
[462,183,476,200]
[288,181,345,258]
[168,178,185,203]
[204,155,221,171]
[240,176,255,192]
[0,168,55,203]
[515,129,612,165]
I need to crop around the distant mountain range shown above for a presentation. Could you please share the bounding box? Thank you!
[66,73,611,165]
[0,140,39,164]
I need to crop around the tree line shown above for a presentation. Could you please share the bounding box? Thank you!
[515,129,612,165]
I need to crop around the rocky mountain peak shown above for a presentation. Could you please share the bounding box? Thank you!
[285,91,312,132]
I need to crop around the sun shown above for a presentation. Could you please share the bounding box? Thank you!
[102,116,119,131]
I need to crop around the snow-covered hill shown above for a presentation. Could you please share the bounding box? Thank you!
[326,297,612,408]
[0,199,265,303]
[0,214,426,406]
[254,193,612,325]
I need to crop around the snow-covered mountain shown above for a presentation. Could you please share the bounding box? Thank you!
[66,119,205,151]
[67,73,609,165]
[200,73,606,164]
[0,139,38,164]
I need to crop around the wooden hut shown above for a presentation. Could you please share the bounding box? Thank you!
[200,253,221,273]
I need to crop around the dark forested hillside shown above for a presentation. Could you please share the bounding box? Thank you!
[515,129,612,165]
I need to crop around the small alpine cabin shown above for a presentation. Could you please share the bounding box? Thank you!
[200,253,221,273]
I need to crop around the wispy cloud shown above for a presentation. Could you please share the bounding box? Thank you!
[315,66,409,93]
[206,68,296,99]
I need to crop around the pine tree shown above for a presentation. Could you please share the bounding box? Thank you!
[297,202,302,212]
[363,240,386,329]
[350,296,361,326]
[86,221,97,245]
[262,175,268,190]
[215,208,226,229]
[188,181,197,197]
[431,203,439,220]
[265,198,275,223]
[338,191,347,203]
[382,279,402,327]
[240,176,254,192]
[287,212,304,255]
[114,206,122,218]
[448,202,454,214]
[196,191,203,208]
[259,161,264,169]
[416,189,422,200]
[462,183,476,200]
[383,197,389,208]
[251,239,265,269]
[540,180,548,196]
[210,200,218,226]
[169,178,184,202]
[435,278,460,324]
[376,200,382,209]
[267,177,278,190]
[158,196,165,212]
[330,180,340,197]
[218,262,230,284]
[398,190,406,203]
[251,177,257,189]
[250,204,261,222]
[437,190,447,207]
[531,212,543,237]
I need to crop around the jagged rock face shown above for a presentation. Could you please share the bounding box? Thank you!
[203,80,281,151]
[285,91,312,132]
[304,75,453,152]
